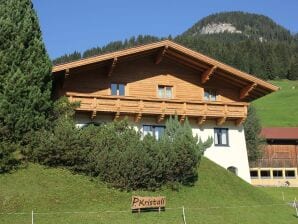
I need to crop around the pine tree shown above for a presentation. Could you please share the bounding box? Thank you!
[244,105,264,162]
[0,0,52,171]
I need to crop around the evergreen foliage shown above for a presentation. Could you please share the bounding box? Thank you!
[244,105,264,162]
[27,102,212,190]
[0,0,53,172]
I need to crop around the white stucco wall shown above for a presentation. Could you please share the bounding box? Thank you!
[75,113,251,183]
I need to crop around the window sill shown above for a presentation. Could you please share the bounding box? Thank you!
[214,144,230,147]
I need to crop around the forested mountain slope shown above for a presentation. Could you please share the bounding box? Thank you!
[53,11,298,80]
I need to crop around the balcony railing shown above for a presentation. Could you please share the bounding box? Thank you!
[67,92,248,123]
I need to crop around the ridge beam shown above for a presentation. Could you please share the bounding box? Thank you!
[107,57,118,77]
[240,83,257,99]
[155,45,168,64]
[201,66,217,84]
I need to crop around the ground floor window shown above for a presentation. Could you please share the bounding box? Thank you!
[214,128,229,146]
[260,170,271,179]
[273,170,283,179]
[285,170,296,178]
[143,125,165,140]
[250,170,258,178]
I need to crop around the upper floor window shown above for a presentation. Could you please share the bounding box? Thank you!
[204,89,216,101]
[214,128,229,146]
[111,83,125,96]
[158,85,173,99]
[143,125,165,140]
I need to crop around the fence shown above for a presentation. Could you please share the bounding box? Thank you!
[1,202,297,224]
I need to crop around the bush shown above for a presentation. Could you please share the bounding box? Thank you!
[27,100,213,190]
[0,141,23,173]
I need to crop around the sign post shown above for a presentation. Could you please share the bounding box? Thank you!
[131,196,166,213]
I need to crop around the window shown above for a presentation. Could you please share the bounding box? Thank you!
[273,170,283,179]
[143,125,165,140]
[250,170,258,179]
[214,128,229,146]
[285,170,296,178]
[111,83,125,96]
[204,89,216,101]
[260,170,271,179]
[158,85,172,99]
[227,166,238,175]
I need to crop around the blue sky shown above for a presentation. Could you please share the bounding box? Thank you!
[32,0,298,59]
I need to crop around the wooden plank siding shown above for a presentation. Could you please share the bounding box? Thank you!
[250,143,298,168]
[57,56,248,124]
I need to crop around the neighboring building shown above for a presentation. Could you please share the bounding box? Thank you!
[250,127,298,186]
[52,40,278,183]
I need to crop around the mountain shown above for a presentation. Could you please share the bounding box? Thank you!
[53,11,298,81]
[181,11,293,42]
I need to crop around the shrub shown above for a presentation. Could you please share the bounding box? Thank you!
[28,101,213,190]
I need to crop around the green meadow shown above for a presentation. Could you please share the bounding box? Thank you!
[1,158,297,224]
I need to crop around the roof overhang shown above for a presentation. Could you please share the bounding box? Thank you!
[52,40,279,101]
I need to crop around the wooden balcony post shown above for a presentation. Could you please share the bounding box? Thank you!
[135,100,143,123]
[197,116,206,126]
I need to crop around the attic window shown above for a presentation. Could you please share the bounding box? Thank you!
[204,89,216,101]
[158,85,172,99]
[111,83,125,96]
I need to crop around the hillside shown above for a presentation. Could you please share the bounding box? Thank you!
[253,79,298,127]
[0,158,297,224]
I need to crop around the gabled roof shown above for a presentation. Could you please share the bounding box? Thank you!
[261,127,298,140]
[52,40,279,100]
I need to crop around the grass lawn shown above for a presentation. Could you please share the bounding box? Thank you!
[253,79,298,127]
[1,158,297,224]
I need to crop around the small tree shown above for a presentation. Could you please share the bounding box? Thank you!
[244,105,265,162]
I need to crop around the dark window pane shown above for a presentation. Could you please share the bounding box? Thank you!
[273,170,283,178]
[119,84,125,96]
[260,170,271,178]
[111,83,117,95]
[250,170,258,178]
[285,170,295,178]
[154,126,165,140]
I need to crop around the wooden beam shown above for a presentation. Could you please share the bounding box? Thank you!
[180,115,186,123]
[65,68,70,78]
[107,57,118,76]
[135,113,142,123]
[201,66,217,84]
[235,117,246,126]
[114,111,120,121]
[91,110,97,119]
[197,116,206,125]
[216,117,226,126]
[240,83,257,99]
[157,114,165,123]
[155,45,168,64]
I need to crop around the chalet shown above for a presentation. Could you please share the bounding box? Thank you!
[250,127,298,186]
[52,40,278,183]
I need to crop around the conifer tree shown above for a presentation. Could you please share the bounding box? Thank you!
[244,105,264,162]
[0,0,52,142]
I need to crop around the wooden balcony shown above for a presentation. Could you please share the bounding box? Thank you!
[67,93,248,125]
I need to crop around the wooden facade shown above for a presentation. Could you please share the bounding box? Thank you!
[52,40,278,124]
[250,128,298,186]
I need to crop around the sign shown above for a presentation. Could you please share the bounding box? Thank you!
[131,196,166,211]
